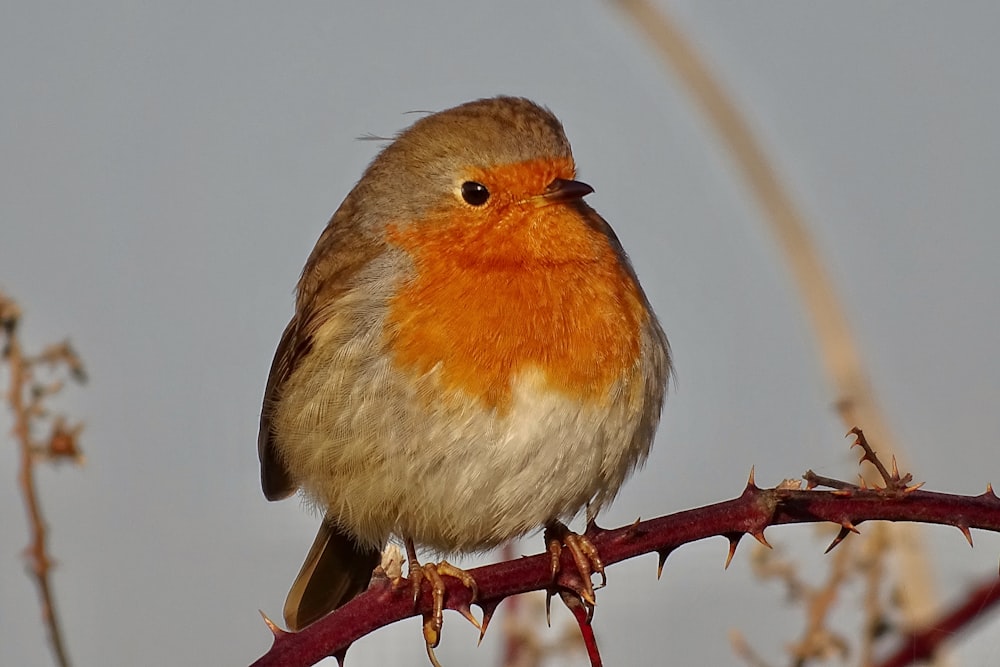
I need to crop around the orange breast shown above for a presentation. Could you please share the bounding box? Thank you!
[385,161,647,412]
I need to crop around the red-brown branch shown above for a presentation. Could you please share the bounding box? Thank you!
[251,479,1000,667]
[875,576,1000,667]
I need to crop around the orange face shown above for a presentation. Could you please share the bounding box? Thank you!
[385,156,646,412]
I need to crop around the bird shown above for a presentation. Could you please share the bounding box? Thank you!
[258,96,671,653]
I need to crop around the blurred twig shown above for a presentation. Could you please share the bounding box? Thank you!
[875,577,1000,667]
[2,289,87,667]
[613,0,942,653]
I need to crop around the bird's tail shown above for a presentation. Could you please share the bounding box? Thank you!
[283,517,381,631]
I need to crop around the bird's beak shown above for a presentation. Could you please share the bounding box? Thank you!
[535,178,594,206]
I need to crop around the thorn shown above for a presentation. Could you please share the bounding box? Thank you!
[656,548,673,580]
[858,476,868,490]
[986,482,997,498]
[624,516,642,539]
[824,526,853,554]
[746,466,757,489]
[891,456,899,478]
[804,471,818,490]
[724,533,743,569]
[751,530,772,549]
[333,648,348,667]
[477,601,498,646]
[585,517,606,536]
[904,481,925,493]
[259,610,287,638]
[958,524,974,547]
[832,489,852,497]
[456,602,482,631]
[841,520,861,535]
[545,589,553,627]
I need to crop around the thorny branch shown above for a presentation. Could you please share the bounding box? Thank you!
[2,290,86,667]
[251,429,1000,667]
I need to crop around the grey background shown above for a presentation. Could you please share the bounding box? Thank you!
[2,2,999,665]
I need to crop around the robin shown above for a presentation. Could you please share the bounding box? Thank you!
[259,96,671,657]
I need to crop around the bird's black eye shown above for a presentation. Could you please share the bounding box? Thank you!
[460,181,490,206]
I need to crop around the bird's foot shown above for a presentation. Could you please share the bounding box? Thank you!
[544,521,606,610]
[394,541,479,667]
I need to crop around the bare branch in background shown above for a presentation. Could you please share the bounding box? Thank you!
[2,289,88,667]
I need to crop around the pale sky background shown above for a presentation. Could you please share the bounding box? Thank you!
[3,2,1000,666]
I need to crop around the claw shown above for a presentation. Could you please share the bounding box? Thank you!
[424,617,444,667]
[436,560,478,602]
[402,539,480,666]
[409,566,425,606]
[423,563,446,641]
[545,522,605,606]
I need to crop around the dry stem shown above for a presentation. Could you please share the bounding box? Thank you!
[612,0,941,641]
[2,289,86,667]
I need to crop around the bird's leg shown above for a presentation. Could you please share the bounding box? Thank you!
[544,521,606,608]
[400,538,480,667]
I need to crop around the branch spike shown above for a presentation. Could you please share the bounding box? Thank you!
[259,610,287,639]
[585,517,606,536]
[476,601,498,645]
[751,530,771,549]
[656,548,673,580]
[824,526,853,554]
[724,533,743,569]
[957,524,974,547]
[986,482,997,498]
[904,481,925,493]
[746,466,757,490]
[841,520,861,535]
[624,516,642,539]
[891,455,899,478]
[545,589,553,627]
[455,601,482,631]
[804,470,819,490]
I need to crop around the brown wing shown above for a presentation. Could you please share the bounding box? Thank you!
[258,314,312,500]
[258,196,387,501]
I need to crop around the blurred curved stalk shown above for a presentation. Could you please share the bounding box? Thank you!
[613,0,942,648]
